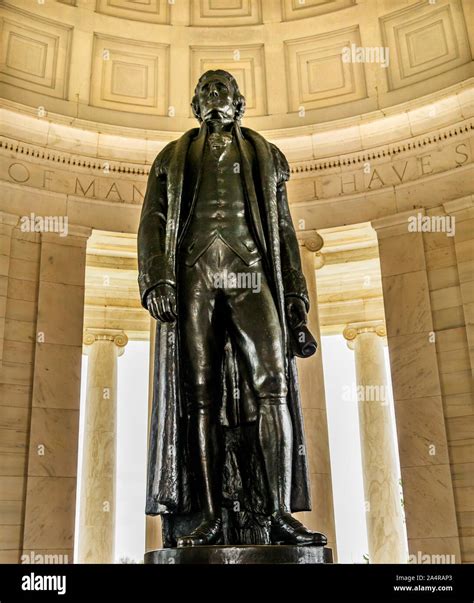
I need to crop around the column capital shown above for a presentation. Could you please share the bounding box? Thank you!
[83,329,128,355]
[343,321,386,349]
[297,230,324,253]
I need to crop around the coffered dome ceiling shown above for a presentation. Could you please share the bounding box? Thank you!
[1,0,473,134]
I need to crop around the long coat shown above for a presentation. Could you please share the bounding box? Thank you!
[138,121,312,516]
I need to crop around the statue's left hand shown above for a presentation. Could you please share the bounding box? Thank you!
[285,296,307,329]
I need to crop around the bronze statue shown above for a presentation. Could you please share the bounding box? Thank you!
[138,70,327,548]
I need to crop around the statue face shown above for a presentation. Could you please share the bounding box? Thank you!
[197,76,236,123]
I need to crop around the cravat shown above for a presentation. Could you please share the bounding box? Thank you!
[208,132,233,156]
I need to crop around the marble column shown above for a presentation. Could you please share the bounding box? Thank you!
[78,329,128,564]
[343,321,407,563]
[145,317,162,553]
[21,225,91,564]
[372,211,461,562]
[295,231,337,556]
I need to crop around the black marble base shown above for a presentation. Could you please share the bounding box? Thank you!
[145,545,333,564]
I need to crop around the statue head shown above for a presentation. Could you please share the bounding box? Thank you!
[191,70,246,124]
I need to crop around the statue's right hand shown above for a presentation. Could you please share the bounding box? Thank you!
[146,284,177,322]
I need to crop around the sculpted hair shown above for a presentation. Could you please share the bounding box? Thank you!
[191,70,246,122]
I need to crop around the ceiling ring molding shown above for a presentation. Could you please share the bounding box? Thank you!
[1,77,471,145]
[1,119,471,179]
[291,121,473,174]
[0,137,148,177]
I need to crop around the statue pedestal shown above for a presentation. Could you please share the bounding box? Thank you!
[145,545,333,564]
